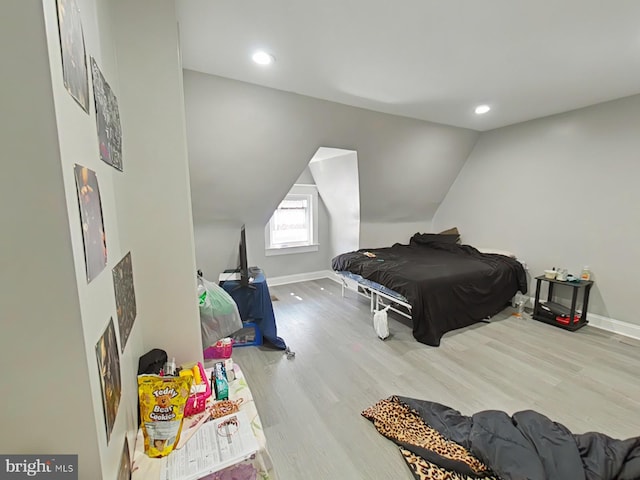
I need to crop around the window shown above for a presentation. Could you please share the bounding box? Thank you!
[265,184,319,256]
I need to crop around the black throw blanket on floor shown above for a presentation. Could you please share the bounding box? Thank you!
[364,396,640,480]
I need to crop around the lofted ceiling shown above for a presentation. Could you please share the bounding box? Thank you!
[176,0,640,131]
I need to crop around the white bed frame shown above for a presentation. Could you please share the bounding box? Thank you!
[338,274,412,320]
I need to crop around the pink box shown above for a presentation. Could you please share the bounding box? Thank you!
[203,339,234,360]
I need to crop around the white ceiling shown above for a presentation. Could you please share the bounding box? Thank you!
[176,0,640,131]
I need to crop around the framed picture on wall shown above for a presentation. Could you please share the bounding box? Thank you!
[91,57,123,171]
[112,252,137,353]
[73,165,107,283]
[55,0,90,112]
[117,437,131,480]
[95,318,122,444]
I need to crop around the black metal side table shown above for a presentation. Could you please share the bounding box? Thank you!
[532,275,594,331]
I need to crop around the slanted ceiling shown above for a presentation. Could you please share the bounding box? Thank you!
[184,71,479,227]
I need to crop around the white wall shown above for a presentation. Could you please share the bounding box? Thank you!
[111,0,200,362]
[434,94,640,325]
[41,0,132,474]
[309,149,360,258]
[3,1,200,478]
[360,220,434,249]
[0,1,101,473]
[194,221,242,281]
[184,71,478,278]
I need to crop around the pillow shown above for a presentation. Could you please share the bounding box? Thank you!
[476,247,517,259]
[438,227,461,244]
[410,233,459,246]
[438,227,459,236]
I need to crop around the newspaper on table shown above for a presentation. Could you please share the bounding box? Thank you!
[162,410,258,480]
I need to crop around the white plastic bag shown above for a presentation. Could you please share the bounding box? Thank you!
[373,306,390,340]
[197,277,243,349]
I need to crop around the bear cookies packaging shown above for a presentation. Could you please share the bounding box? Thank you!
[138,374,192,457]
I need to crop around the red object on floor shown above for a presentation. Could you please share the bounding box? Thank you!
[556,315,580,325]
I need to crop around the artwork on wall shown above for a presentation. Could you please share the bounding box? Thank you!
[73,165,107,283]
[95,318,122,444]
[91,57,123,171]
[117,437,131,480]
[55,0,89,113]
[112,252,137,353]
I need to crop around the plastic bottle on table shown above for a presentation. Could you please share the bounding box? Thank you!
[580,266,591,281]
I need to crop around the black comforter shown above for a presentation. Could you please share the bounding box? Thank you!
[332,235,527,346]
[398,397,640,480]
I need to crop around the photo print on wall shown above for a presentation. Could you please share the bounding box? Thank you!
[55,0,89,113]
[117,437,131,480]
[91,57,123,171]
[113,252,137,353]
[74,165,107,283]
[96,318,122,444]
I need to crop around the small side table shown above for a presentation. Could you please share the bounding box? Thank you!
[532,275,593,331]
[131,363,276,479]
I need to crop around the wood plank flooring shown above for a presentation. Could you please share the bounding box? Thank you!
[227,278,640,480]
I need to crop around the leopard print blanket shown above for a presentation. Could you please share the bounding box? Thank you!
[362,396,499,480]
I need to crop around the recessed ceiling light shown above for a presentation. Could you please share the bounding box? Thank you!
[475,105,491,115]
[252,51,275,66]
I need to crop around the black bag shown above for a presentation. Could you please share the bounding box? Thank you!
[137,348,168,426]
[137,348,167,376]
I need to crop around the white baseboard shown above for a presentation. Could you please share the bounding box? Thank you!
[586,313,640,341]
[268,277,640,341]
[524,294,640,341]
[266,270,334,287]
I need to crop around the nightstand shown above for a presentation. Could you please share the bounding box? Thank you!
[532,275,593,331]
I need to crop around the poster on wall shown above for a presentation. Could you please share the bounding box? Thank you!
[91,57,123,171]
[74,165,107,283]
[95,318,122,444]
[112,252,137,353]
[117,437,131,480]
[55,0,90,113]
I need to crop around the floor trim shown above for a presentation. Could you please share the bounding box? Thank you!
[266,270,335,287]
[587,313,640,341]
[270,274,640,341]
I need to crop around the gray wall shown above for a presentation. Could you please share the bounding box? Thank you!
[434,94,640,325]
[184,71,479,277]
[0,1,199,477]
[0,1,101,471]
[246,198,332,278]
[194,206,332,281]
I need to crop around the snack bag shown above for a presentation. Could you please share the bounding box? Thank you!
[138,374,192,457]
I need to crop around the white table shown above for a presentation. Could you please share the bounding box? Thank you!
[132,363,276,480]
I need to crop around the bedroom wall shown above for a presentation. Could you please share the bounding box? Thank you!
[360,220,434,249]
[184,70,479,278]
[7,0,199,477]
[193,181,332,281]
[433,94,640,326]
[309,149,360,260]
[0,0,101,472]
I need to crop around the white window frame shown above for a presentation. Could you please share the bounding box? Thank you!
[265,184,319,256]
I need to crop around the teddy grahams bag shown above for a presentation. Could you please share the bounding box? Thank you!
[138,374,192,457]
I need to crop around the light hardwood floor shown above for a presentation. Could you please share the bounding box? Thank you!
[228,278,640,480]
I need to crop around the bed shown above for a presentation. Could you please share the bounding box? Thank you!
[331,232,528,346]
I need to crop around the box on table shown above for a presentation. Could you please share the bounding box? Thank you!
[231,322,262,347]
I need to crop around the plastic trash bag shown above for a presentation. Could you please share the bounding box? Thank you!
[197,277,242,349]
[512,292,528,319]
[373,305,390,340]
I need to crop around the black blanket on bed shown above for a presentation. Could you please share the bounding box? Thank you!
[331,236,527,346]
[398,396,640,480]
